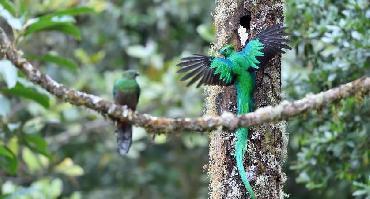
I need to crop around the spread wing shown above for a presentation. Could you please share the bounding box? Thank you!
[177,54,234,87]
[239,24,291,69]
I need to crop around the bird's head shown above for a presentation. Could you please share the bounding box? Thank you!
[122,70,139,79]
[219,44,234,57]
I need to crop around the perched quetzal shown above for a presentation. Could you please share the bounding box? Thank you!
[113,70,140,155]
[177,24,291,198]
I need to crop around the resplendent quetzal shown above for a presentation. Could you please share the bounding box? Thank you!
[113,70,140,155]
[177,24,291,198]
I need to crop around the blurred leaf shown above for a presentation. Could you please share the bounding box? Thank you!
[73,49,105,65]
[17,0,27,16]
[40,7,94,19]
[0,94,10,117]
[0,145,17,174]
[34,53,78,71]
[23,117,45,134]
[68,192,82,199]
[55,158,84,177]
[87,0,108,12]
[196,24,215,42]
[24,20,81,40]
[43,178,63,198]
[0,0,16,16]
[353,180,370,198]
[1,82,49,108]
[24,134,50,157]
[90,51,105,64]
[0,59,18,89]
[2,178,63,198]
[7,136,18,155]
[22,147,49,172]
[73,48,90,64]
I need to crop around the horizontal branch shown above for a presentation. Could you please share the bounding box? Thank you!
[1,28,369,133]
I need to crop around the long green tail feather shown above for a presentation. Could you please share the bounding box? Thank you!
[236,128,255,199]
[235,76,255,199]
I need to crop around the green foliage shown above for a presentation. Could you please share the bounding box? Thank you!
[353,177,370,198]
[0,145,17,175]
[2,178,65,199]
[0,0,209,198]
[1,82,50,108]
[284,0,370,198]
[24,20,81,40]
[39,7,94,19]
[23,134,50,157]
[29,53,78,72]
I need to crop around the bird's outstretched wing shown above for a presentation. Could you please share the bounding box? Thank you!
[239,24,291,69]
[177,54,234,87]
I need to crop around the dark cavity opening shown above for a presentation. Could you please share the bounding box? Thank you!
[239,14,251,30]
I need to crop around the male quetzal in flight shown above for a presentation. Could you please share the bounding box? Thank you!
[113,70,140,155]
[177,24,291,198]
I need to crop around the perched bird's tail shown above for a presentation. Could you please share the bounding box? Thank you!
[236,128,256,199]
[116,122,132,155]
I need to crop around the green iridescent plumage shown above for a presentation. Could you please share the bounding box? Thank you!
[177,24,291,198]
[113,70,140,155]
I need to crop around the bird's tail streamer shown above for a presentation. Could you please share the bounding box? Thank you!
[236,127,256,199]
[116,122,132,155]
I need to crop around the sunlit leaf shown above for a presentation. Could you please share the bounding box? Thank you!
[7,137,18,156]
[0,145,17,174]
[0,59,18,89]
[24,20,81,39]
[44,178,63,198]
[55,158,84,177]
[22,147,49,172]
[0,82,50,108]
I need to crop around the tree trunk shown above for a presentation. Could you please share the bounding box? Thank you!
[206,0,288,198]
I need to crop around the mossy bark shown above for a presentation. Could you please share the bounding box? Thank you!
[206,0,288,198]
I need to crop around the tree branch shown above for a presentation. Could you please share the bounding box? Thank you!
[1,28,369,133]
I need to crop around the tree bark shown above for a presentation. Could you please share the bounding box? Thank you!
[207,0,288,198]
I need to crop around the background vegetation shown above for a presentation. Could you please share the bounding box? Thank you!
[0,0,368,198]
